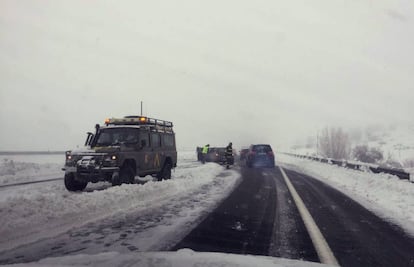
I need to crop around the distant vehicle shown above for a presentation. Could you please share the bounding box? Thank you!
[63,116,177,191]
[197,146,231,165]
[205,147,225,163]
[246,144,275,168]
[213,147,227,164]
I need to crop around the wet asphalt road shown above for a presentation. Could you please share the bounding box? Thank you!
[174,166,414,267]
[173,167,319,261]
[286,169,414,267]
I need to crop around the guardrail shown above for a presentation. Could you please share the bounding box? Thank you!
[283,153,411,180]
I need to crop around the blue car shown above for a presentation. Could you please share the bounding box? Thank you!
[246,144,275,168]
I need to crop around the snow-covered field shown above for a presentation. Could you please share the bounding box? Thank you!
[0,154,64,185]
[0,152,240,253]
[277,153,414,237]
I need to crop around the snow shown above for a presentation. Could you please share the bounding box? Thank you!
[277,153,414,237]
[291,124,414,169]
[0,151,240,253]
[3,150,413,265]
[6,250,332,267]
[364,124,414,164]
[0,154,64,185]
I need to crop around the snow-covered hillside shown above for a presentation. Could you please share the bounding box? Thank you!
[363,124,414,165]
[291,124,414,168]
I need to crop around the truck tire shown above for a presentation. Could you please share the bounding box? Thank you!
[111,172,122,186]
[112,164,135,186]
[157,162,172,181]
[64,173,87,191]
[120,166,135,184]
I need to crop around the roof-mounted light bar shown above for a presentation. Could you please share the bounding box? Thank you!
[104,116,173,129]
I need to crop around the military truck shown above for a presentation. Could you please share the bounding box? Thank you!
[63,116,177,191]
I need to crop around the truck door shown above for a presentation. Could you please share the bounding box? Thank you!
[138,131,152,173]
[150,132,162,171]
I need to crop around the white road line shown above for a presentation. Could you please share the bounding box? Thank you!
[279,167,340,266]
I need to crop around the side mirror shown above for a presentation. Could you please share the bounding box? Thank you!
[140,140,147,148]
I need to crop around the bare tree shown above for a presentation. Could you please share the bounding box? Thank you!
[318,127,350,159]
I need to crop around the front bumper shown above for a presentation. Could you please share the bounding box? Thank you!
[76,165,119,182]
[65,156,120,183]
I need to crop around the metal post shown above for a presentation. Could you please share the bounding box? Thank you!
[141,101,143,116]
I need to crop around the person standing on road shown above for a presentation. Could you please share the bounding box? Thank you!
[225,142,233,169]
[202,144,210,164]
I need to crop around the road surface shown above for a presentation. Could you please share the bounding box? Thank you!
[174,166,414,267]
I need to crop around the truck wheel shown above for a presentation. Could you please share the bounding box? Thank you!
[111,172,122,186]
[64,173,87,191]
[157,163,172,181]
[120,166,135,184]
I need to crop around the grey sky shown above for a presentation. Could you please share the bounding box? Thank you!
[1,0,413,151]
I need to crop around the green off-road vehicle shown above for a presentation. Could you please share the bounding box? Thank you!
[63,116,177,191]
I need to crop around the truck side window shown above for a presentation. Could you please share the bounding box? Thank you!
[140,132,150,147]
[151,133,161,148]
[163,134,175,147]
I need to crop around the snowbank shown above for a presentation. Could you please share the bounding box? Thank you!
[277,153,414,236]
[0,152,240,252]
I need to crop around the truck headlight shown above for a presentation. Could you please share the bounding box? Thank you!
[103,155,118,166]
[65,152,76,167]
[104,155,117,161]
[65,151,72,161]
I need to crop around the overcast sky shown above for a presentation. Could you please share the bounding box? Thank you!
[1,0,413,151]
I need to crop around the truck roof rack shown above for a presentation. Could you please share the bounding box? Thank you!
[104,116,174,133]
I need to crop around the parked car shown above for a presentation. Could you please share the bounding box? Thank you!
[246,144,275,168]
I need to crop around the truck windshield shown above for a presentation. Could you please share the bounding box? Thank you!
[95,128,139,146]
